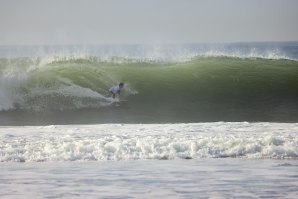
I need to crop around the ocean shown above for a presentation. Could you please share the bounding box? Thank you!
[0,42,298,198]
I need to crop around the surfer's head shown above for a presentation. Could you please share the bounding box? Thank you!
[119,82,124,88]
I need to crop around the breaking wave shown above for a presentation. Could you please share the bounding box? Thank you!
[0,42,298,123]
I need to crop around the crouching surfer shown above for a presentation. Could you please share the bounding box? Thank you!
[109,82,124,99]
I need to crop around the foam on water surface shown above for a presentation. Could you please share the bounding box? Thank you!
[1,122,297,162]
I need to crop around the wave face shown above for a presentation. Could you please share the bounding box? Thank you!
[0,43,298,124]
[0,123,297,162]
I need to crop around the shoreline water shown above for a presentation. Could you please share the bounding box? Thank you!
[1,159,297,198]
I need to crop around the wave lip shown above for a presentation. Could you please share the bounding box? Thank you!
[1,42,298,61]
[198,49,293,60]
[1,123,297,162]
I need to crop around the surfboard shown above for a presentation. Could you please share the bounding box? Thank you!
[113,99,128,106]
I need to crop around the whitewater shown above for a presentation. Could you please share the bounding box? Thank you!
[1,122,298,198]
[1,42,298,198]
[1,122,298,162]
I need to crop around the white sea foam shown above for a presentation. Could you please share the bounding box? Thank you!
[0,74,114,111]
[0,73,27,110]
[199,48,292,60]
[0,122,297,162]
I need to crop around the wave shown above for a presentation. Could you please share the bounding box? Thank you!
[0,55,298,123]
[0,123,297,162]
[0,56,139,111]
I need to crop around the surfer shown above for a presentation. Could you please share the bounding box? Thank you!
[109,82,124,99]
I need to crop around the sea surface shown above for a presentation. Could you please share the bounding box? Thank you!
[1,159,298,198]
[0,42,298,198]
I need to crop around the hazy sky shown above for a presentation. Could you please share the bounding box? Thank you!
[0,0,298,45]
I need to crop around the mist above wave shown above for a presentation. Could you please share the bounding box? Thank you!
[1,42,297,61]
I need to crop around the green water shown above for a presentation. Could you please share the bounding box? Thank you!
[0,57,298,124]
